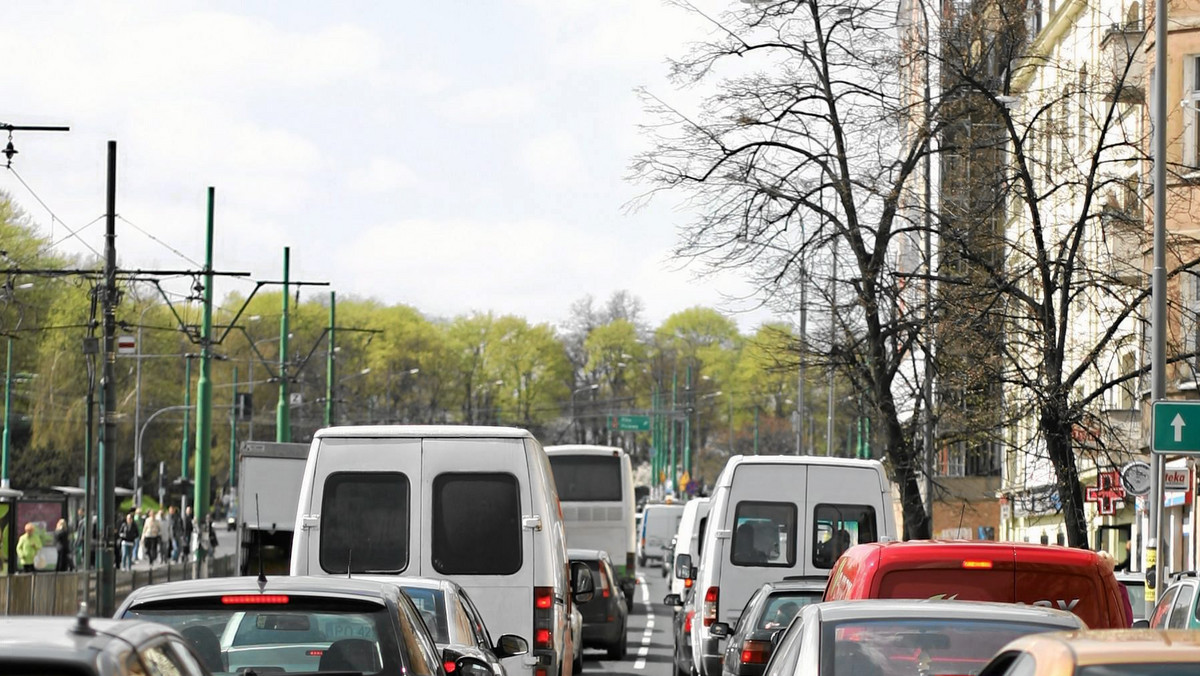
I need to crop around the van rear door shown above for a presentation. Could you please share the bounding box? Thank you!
[298,436,422,576]
[1014,553,1110,627]
[804,465,888,576]
[420,437,536,652]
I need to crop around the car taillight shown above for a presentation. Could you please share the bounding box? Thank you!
[536,628,552,645]
[444,661,457,673]
[962,560,993,569]
[534,586,554,654]
[703,587,719,627]
[684,610,694,633]
[740,640,772,664]
[684,578,693,588]
[221,595,289,604]
[307,650,324,657]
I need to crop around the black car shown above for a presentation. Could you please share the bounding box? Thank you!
[711,580,825,676]
[569,548,629,660]
[667,587,697,676]
[0,610,211,676]
[115,575,493,676]
[397,577,530,676]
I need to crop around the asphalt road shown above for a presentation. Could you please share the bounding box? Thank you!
[583,564,676,676]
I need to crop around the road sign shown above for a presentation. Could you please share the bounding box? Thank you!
[608,415,650,431]
[117,335,137,355]
[1121,461,1152,496]
[1151,401,1200,454]
[289,392,303,407]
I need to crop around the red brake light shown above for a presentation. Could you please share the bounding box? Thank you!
[307,650,324,657]
[703,586,719,627]
[705,587,719,603]
[221,594,289,605]
[535,587,554,609]
[962,560,993,569]
[535,628,552,645]
[444,661,457,673]
[741,639,772,665]
[684,610,694,633]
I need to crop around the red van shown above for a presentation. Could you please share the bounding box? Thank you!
[823,540,1131,628]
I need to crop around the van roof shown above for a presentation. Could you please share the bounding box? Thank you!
[847,540,1113,568]
[314,425,534,439]
[545,445,626,456]
[716,455,887,487]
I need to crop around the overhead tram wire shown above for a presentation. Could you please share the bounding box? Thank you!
[116,215,203,268]
[5,165,103,259]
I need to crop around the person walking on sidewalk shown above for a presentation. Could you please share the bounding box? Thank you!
[117,513,140,571]
[54,518,74,571]
[17,523,41,573]
[142,510,162,565]
[169,506,184,562]
[157,509,173,564]
[182,506,195,559]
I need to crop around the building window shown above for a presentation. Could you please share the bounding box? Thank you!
[1184,56,1200,168]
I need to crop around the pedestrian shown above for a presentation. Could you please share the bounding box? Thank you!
[183,506,195,558]
[142,510,161,565]
[132,509,145,562]
[73,507,87,567]
[54,518,74,571]
[17,522,41,573]
[206,514,218,551]
[117,513,140,571]
[157,509,173,564]
[169,506,184,562]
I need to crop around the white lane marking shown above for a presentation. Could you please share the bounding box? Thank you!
[634,658,647,669]
[635,573,651,670]
[638,646,650,657]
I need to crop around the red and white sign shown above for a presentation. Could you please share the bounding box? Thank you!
[117,335,137,355]
[1164,468,1192,492]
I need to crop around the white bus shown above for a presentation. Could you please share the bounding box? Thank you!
[545,445,637,606]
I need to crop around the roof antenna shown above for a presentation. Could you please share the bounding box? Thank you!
[255,493,267,590]
[347,548,353,579]
[957,502,967,539]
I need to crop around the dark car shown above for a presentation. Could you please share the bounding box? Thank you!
[713,580,825,676]
[667,588,697,676]
[0,611,210,676]
[569,548,629,660]
[115,575,493,676]
[396,576,530,676]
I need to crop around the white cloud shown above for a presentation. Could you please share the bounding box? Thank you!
[344,158,420,195]
[520,132,584,187]
[441,85,539,123]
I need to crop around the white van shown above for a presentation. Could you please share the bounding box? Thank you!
[290,426,592,676]
[682,455,895,676]
[638,503,685,566]
[544,445,637,604]
[668,497,711,599]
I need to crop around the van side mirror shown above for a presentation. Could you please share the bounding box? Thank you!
[1131,619,1149,629]
[709,622,731,638]
[494,634,529,658]
[570,561,595,604]
[675,553,694,580]
[454,655,492,676]
[663,593,683,607]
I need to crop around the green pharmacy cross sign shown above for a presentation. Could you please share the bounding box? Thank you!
[1151,401,1200,454]
[608,415,651,432]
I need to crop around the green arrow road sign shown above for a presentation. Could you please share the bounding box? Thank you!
[608,415,651,431]
[1151,401,1200,454]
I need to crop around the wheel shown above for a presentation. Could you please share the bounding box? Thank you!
[606,627,626,660]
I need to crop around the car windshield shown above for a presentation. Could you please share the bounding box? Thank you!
[401,586,450,644]
[124,597,403,675]
[819,618,1070,676]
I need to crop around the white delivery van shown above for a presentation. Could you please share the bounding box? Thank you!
[685,455,895,676]
[290,426,592,676]
[668,497,711,599]
[545,445,637,605]
[639,503,685,566]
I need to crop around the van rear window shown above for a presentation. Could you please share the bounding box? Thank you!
[321,472,409,574]
[731,502,797,567]
[549,455,621,501]
[878,569,1012,602]
[813,504,877,568]
[433,473,522,575]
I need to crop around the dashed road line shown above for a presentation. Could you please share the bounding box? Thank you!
[634,574,651,669]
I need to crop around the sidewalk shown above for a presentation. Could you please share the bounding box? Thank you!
[121,526,238,572]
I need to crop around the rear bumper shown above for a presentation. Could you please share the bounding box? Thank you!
[582,619,623,646]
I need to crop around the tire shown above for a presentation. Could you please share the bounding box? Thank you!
[606,626,626,660]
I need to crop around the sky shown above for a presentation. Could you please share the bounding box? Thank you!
[1,0,782,331]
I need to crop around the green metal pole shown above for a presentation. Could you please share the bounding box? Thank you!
[670,369,677,494]
[182,357,191,481]
[193,186,215,563]
[277,247,291,442]
[683,365,691,484]
[325,291,336,427]
[230,366,238,491]
[754,407,759,455]
[2,337,11,487]
[651,390,659,492]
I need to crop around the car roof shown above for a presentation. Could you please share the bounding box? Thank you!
[851,539,1112,567]
[811,599,1085,626]
[568,548,611,562]
[0,616,177,661]
[759,579,829,594]
[315,425,532,439]
[384,576,459,594]
[118,575,402,610]
[1001,629,1200,665]
[544,445,626,456]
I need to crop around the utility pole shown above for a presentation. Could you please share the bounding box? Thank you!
[2,338,11,487]
[230,366,238,491]
[670,369,678,494]
[827,252,837,457]
[325,291,335,426]
[683,364,692,483]
[192,187,215,565]
[796,278,807,455]
[97,140,118,616]
[181,357,191,488]
[277,247,291,442]
[1148,0,1168,616]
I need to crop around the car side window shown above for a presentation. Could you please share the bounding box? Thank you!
[396,598,440,676]
[451,596,478,645]
[1168,582,1196,629]
[461,593,494,649]
[1150,585,1179,628]
[733,589,763,635]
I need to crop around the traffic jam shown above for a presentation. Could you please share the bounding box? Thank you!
[4,430,1200,676]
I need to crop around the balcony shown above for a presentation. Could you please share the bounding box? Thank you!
[1100,22,1146,104]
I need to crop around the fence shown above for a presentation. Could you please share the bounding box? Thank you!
[0,553,236,616]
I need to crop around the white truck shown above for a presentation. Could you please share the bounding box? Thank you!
[236,440,310,576]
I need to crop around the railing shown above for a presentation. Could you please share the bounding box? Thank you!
[0,553,237,616]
